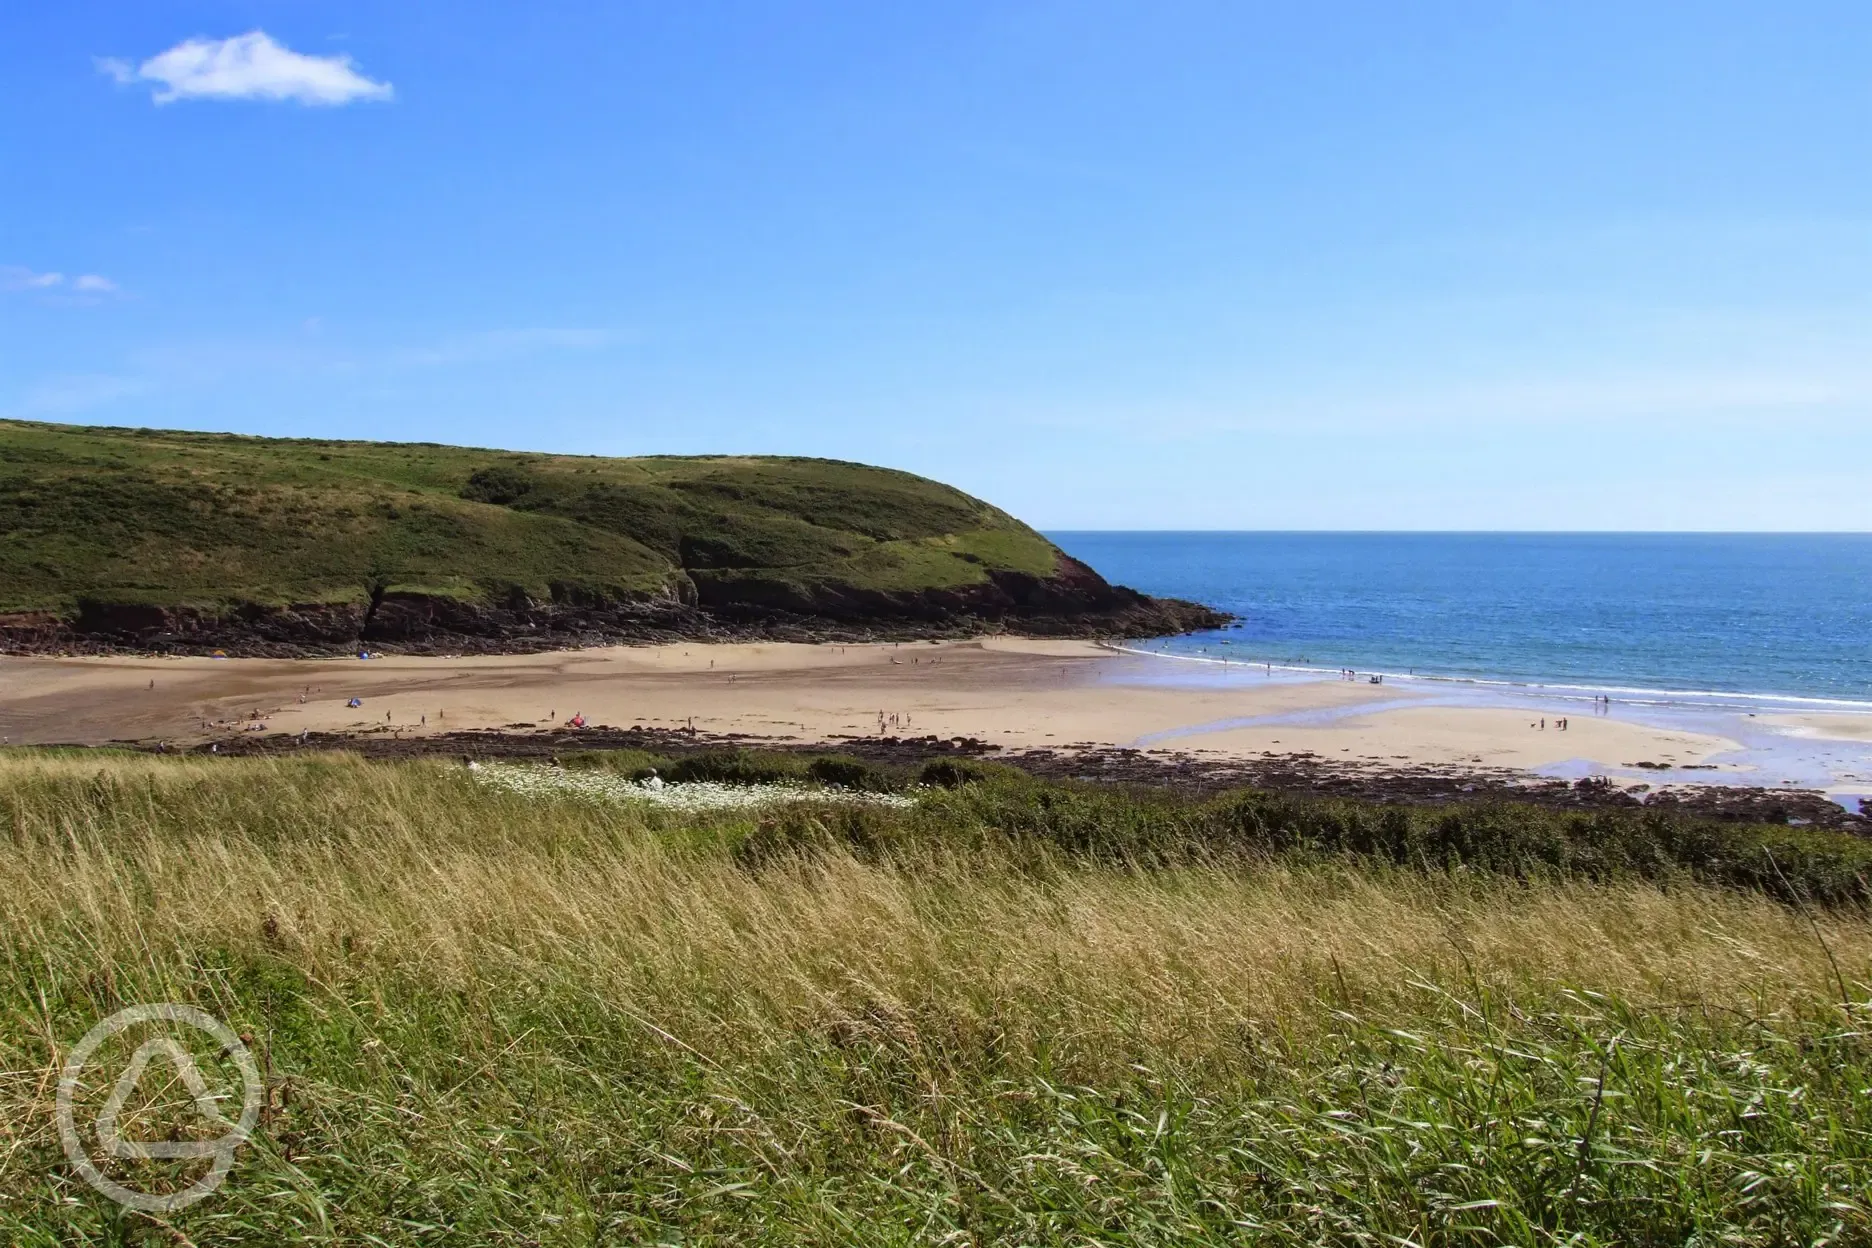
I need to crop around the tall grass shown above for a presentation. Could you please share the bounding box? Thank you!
[3,752,1870,1243]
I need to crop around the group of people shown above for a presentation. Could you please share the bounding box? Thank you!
[1535,696,1615,731]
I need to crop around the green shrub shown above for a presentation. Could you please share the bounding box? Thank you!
[915,778,1872,904]
[917,757,1016,789]
[662,750,808,785]
[803,755,898,792]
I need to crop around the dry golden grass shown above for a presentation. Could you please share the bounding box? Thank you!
[5,752,1863,1063]
[4,750,1870,1243]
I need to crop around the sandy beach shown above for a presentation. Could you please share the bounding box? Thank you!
[0,638,1743,777]
[1762,713,1872,744]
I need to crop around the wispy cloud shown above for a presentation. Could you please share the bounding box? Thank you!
[99,31,392,106]
[3,267,65,291]
[387,328,627,369]
[3,267,122,300]
[978,366,1872,445]
[6,373,153,417]
[3,325,626,420]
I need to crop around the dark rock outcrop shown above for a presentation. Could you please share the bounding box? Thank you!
[1,557,1226,657]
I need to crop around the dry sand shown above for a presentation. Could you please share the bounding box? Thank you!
[0,638,1739,775]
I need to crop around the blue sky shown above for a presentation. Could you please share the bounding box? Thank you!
[4,3,1870,529]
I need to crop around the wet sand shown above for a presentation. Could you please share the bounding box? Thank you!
[1165,704,1735,772]
[0,638,1740,777]
[1763,713,1872,744]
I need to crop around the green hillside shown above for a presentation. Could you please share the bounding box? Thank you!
[0,419,1219,651]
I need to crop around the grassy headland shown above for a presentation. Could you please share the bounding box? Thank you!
[4,749,1870,1243]
[0,419,1221,653]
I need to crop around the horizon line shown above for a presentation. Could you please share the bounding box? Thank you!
[1041,528,1872,536]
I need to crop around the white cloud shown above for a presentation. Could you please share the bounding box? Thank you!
[99,31,392,106]
[3,268,124,302]
[3,267,65,290]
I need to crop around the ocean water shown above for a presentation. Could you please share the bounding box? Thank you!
[1050,532,1872,708]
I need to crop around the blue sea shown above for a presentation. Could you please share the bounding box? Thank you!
[1050,533,1872,708]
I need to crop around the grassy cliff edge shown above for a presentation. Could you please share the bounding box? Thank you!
[0,419,1225,653]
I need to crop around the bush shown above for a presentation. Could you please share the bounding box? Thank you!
[915,779,1872,904]
[558,748,669,775]
[804,756,899,792]
[732,802,907,866]
[918,758,1014,789]
[661,750,807,785]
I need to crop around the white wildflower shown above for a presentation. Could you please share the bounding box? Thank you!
[471,763,915,811]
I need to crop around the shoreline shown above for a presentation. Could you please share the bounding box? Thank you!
[89,723,1871,832]
[1103,646,1872,807]
[1107,640,1872,714]
[3,637,1867,815]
